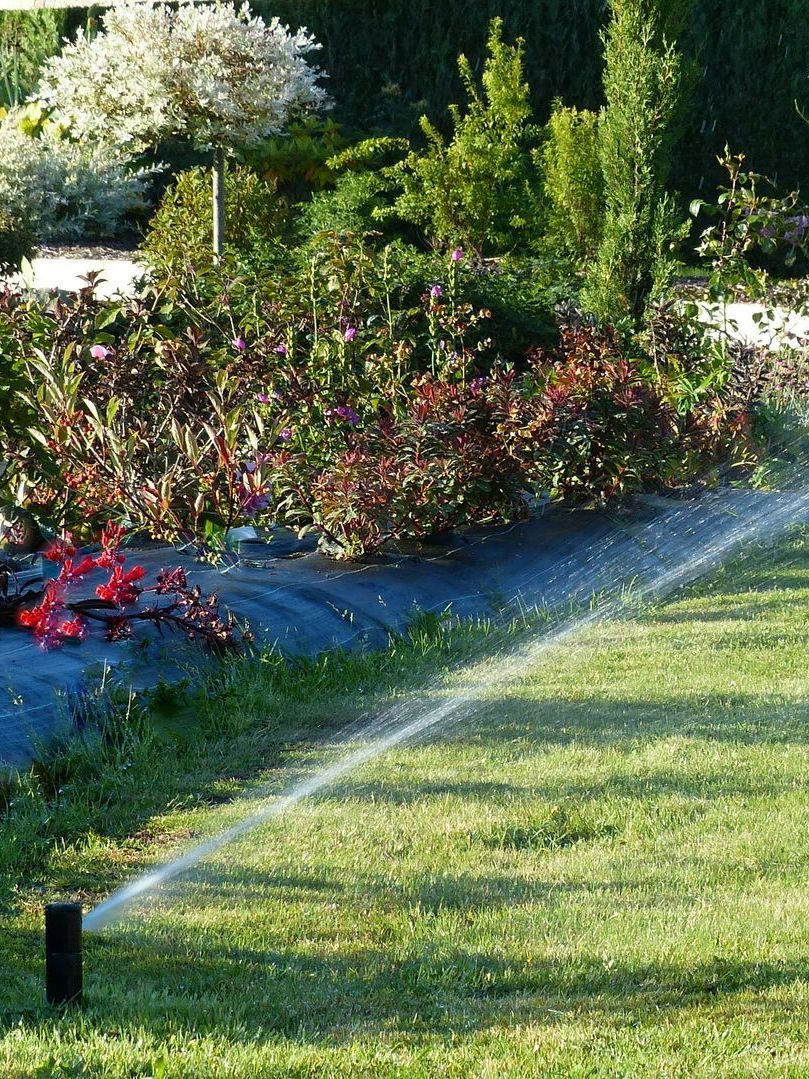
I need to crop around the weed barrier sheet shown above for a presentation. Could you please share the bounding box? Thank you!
[0,493,804,764]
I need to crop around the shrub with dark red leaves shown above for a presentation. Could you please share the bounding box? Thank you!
[270,374,529,557]
[264,317,762,556]
[512,323,680,501]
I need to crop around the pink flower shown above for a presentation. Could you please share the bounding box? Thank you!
[257,392,270,404]
[343,326,357,342]
[430,284,443,299]
[279,427,293,441]
[274,343,288,355]
[90,344,111,360]
[451,248,464,262]
[232,336,248,352]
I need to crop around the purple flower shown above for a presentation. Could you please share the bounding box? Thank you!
[279,427,293,441]
[257,392,270,404]
[241,493,269,517]
[785,214,809,244]
[333,405,360,426]
[430,284,443,299]
[232,336,248,352]
[343,326,357,342]
[90,344,111,360]
[469,376,488,394]
[274,343,288,355]
[451,248,464,262]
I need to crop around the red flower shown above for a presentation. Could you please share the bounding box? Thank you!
[18,607,43,630]
[59,618,86,641]
[17,581,66,648]
[58,555,100,583]
[96,564,146,606]
[72,555,100,578]
[43,537,77,562]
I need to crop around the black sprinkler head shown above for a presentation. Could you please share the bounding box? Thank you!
[45,902,83,1006]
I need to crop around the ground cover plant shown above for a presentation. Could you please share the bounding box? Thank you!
[0,529,807,1075]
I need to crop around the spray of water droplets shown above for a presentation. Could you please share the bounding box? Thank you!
[83,487,809,932]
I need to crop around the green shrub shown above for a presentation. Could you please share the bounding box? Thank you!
[297,170,397,243]
[582,0,690,328]
[142,164,285,277]
[384,18,541,255]
[250,1,809,220]
[240,117,346,201]
[539,101,603,266]
[0,111,152,243]
[0,211,33,272]
[0,10,66,108]
[455,256,558,357]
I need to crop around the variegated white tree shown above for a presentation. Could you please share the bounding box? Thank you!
[38,1,327,257]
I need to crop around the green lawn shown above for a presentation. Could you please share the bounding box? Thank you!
[1,532,808,1077]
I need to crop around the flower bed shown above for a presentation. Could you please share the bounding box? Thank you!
[0,237,755,566]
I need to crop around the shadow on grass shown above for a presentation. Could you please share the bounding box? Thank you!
[448,692,809,749]
[326,778,525,805]
[4,921,808,1045]
[1,536,806,1049]
[654,593,809,623]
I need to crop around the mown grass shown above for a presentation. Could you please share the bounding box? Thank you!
[0,531,808,1077]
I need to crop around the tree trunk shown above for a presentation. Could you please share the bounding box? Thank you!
[212,146,226,262]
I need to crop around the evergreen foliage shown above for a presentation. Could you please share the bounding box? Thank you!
[385,19,539,254]
[582,0,689,326]
[255,0,809,197]
[539,102,603,266]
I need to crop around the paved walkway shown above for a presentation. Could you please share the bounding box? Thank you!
[9,256,144,300]
[698,301,809,349]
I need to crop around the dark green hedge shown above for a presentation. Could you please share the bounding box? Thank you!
[257,0,809,196]
[8,2,809,199]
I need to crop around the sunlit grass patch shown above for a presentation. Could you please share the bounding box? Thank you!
[0,529,807,1076]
